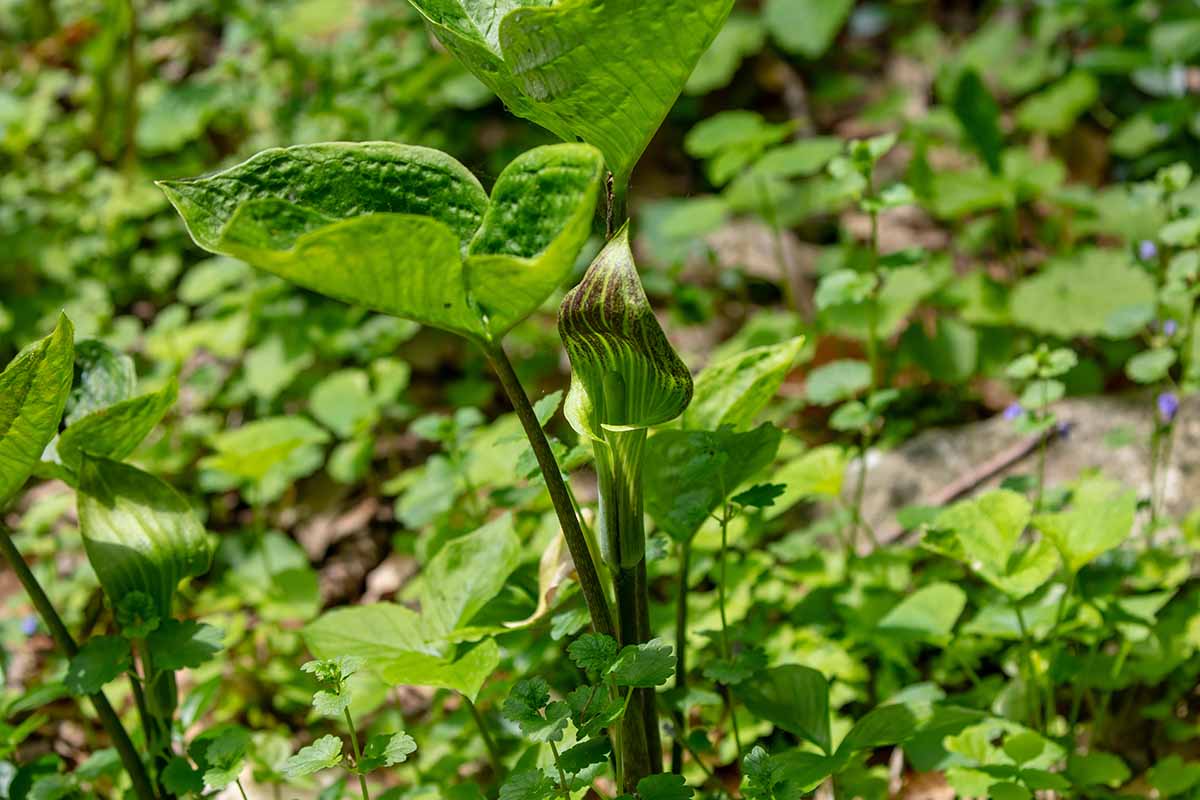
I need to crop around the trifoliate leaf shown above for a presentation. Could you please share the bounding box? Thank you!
[146,620,223,671]
[283,735,343,778]
[568,633,620,675]
[65,636,131,696]
[610,639,675,688]
[358,732,417,772]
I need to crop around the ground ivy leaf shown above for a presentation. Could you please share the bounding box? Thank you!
[312,690,351,718]
[609,639,675,688]
[568,633,619,675]
[161,757,204,797]
[201,727,251,790]
[146,619,223,671]
[283,735,343,778]
[504,678,569,741]
[358,732,417,772]
[77,457,214,620]
[65,636,130,696]
[637,773,693,800]
[0,314,74,509]
[498,769,557,800]
[408,0,734,181]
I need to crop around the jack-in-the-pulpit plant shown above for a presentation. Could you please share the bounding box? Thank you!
[559,224,693,788]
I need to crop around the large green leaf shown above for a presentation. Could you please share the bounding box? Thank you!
[161,143,603,341]
[1010,250,1156,339]
[739,665,831,755]
[76,456,215,619]
[303,515,520,700]
[683,337,805,430]
[644,423,782,541]
[1034,477,1136,573]
[407,0,734,180]
[560,224,693,440]
[63,340,136,426]
[304,605,501,702]
[0,314,74,509]
[57,379,178,472]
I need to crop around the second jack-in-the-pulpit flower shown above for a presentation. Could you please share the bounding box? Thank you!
[559,224,693,569]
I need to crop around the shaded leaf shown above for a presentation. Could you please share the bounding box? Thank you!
[65,636,130,696]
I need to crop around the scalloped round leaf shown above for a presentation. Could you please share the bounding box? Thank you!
[408,0,735,181]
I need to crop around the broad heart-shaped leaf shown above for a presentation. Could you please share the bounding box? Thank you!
[76,456,215,620]
[836,703,919,754]
[683,337,805,431]
[643,423,782,542]
[934,490,1031,578]
[304,605,500,701]
[412,513,522,638]
[739,665,831,755]
[877,582,967,642]
[161,142,603,342]
[560,224,693,440]
[409,0,735,181]
[303,515,519,700]
[0,314,74,509]
[1034,477,1136,573]
[56,378,178,473]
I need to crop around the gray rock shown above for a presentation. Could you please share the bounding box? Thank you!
[856,392,1197,544]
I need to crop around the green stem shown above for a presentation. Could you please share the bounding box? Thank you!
[716,508,742,762]
[671,541,691,774]
[548,741,569,796]
[483,342,616,640]
[236,780,250,800]
[465,697,504,779]
[0,524,157,800]
[1013,604,1041,730]
[635,559,662,772]
[343,707,370,800]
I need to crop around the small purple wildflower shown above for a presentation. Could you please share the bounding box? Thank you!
[1139,240,1159,261]
[1056,420,1073,440]
[1003,402,1024,421]
[1158,391,1180,424]
[21,615,37,636]
[1163,319,1180,337]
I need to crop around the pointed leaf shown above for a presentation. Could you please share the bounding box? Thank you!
[837,703,919,753]
[739,665,831,755]
[418,513,522,638]
[0,314,74,508]
[935,490,1031,577]
[64,340,136,426]
[683,337,805,430]
[57,379,178,472]
[409,0,735,180]
[77,457,214,619]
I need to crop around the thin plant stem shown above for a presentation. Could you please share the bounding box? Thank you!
[122,0,140,173]
[465,696,504,779]
[715,507,742,761]
[483,342,616,640]
[634,559,662,772]
[1013,605,1042,730]
[236,780,250,800]
[0,524,157,800]
[548,741,569,796]
[343,707,371,800]
[671,541,691,774]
